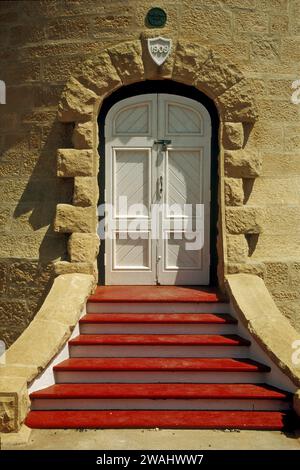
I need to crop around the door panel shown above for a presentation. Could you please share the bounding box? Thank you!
[114,148,150,216]
[105,95,157,285]
[157,94,211,285]
[105,93,211,285]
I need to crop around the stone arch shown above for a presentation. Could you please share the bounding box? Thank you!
[53,37,261,286]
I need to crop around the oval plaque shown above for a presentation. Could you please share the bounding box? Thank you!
[146,7,167,28]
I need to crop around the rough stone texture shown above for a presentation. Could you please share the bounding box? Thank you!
[226,235,249,263]
[1,0,300,429]
[57,77,98,122]
[53,261,96,276]
[0,274,94,432]
[68,233,99,263]
[226,274,300,388]
[57,149,94,177]
[0,377,29,433]
[227,261,266,278]
[54,204,95,233]
[108,41,144,85]
[226,207,264,234]
[195,52,243,98]
[223,123,244,150]
[224,178,244,206]
[172,40,210,85]
[225,150,262,178]
[73,177,97,207]
[217,79,259,122]
[77,52,122,98]
[35,274,95,330]
[72,121,94,149]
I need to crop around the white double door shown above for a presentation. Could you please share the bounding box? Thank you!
[105,94,211,285]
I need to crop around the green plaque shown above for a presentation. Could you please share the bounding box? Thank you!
[146,7,167,28]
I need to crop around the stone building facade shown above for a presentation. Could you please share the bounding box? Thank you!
[1,0,300,348]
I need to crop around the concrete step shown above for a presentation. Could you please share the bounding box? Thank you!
[68,334,250,358]
[53,357,270,384]
[25,410,296,430]
[79,313,237,334]
[30,383,291,412]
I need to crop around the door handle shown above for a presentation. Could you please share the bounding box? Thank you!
[154,139,172,151]
[159,175,163,196]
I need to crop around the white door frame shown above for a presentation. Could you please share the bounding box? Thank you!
[104,93,211,285]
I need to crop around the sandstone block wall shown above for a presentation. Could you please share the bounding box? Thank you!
[0,0,300,346]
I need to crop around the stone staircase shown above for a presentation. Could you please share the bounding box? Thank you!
[25,286,295,430]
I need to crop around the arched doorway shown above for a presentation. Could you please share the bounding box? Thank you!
[97,81,219,285]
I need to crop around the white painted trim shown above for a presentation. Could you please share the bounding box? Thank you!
[69,344,250,358]
[229,301,297,393]
[31,398,290,412]
[54,370,268,384]
[28,304,86,394]
[86,302,231,314]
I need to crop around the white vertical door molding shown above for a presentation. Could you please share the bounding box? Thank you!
[105,94,157,285]
[157,94,211,285]
[104,94,211,285]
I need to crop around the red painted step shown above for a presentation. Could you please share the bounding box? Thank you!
[54,357,270,372]
[30,383,290,401]
[25,410,293,430]
[88,286,224,303]
[80,313,237,324]
[69,334,250,346]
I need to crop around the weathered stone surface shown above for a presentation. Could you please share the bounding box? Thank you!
[53,261,96,276]
[276,300,300,333]
[224,149,262,178]
[6,319,69,369]
[226,274,300,388]
[289,262,300,289]
[226,207,264,234]
[38,273,95,327]
[57,149,94,177]
[73,176,97,207]
[265,262,289,290]
[77,52,121,97]
[224,177,244,206]
[223,122,244,150]
[72,121,94,149]
[57,77,98,122]
[0,377,29,433]
[4,274,94,380]
[227,235,248,263]
[217,79,259,122]
[0,423,32,447]
[108,41,144,85]
[68,233,99,263]
[227,261,265,278]
[54,204,95,233]
[195,52,243,98]
[172,40,210,85]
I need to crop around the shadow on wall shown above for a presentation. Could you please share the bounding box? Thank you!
[0,106,74,346]
[12,118,74,263]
